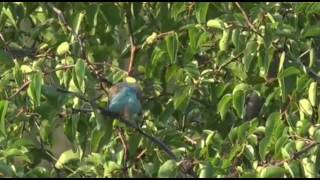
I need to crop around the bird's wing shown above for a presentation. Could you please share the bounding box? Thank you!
[108,87,129,113]
[127,93,142,114]
[109,83,124,99]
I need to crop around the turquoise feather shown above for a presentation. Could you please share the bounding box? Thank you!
[108,85,141,115]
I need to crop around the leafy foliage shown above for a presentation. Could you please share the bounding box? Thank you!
[1,2,320,178]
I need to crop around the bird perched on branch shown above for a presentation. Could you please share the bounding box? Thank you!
[105,79,179,161]
[107,78,142,122]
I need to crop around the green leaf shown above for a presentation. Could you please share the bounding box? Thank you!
[314,128,320,143]
[0,100,9,137]
[287,160,302,178]
[196,2,210,24]
[233,90,245,118]
[294,3,320,15]
[231,28,240,50]
[278,66,301,79]
[3,7,17,29]
[309,47,315,68]
[301,157,316,177]
[188,26,200,53]
[278,51,286,73]
[13,64,24,86]
[128,133,141,157]
[104,161,121,178]
[259,112,280,160]
[158,160,178,178]
[243,40,258,72]
[315,147,320,176]
[171,3,186,20]
[217,94,232,121]
[303,26,320,37]
[243,144,255,161]
[260,166,285,178]
[151,47,166,65]
[308,82,317,107]
[173,86,191,110]
[199,161,214,178]
[219,29,230,51]
[27,72,43,108]
[165,33,179,64]
[274,135,288,159]
[232,83,251,94]
[207,18,225,30]
[19,17,33,33]
[91,128,107,152]
[39,120,51,143]
[299,99,313,116]
[100,3,121,26]
[74,59,86,93]
[71,11,85,43]
[0,163,15,177]
[143,162,155,177]
[56,42,70,56]
[0,50,14,71]
[91,108,113,147]
[55,149,80,169]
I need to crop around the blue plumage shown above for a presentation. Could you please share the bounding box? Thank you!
[108,84,141,116]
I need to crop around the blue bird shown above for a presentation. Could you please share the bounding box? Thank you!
[108,82,142,119]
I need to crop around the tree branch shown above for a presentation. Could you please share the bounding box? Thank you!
[117,127,129,177]
[44,65,75,75]
[6,80,31,100]
[292,142,320,159]
[47,2,112,88]
[235,2,263,38]
[101,109,178,161]
[125,3,140,76]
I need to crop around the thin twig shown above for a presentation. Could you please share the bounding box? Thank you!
[47,2,112,87]
[218,52,243,71]
[44,149,81,176]
[117,128,129,177]
[125,3,140,76]
[292,142,319,159]
[71,108,93,113]
[6,80,31,100]
[156,31,175,40]
[101,109,178,161]
[44,65,75,75]
[117,128,129,161]
[263,141,319,167]
[183,135,197,146]
[136,148,147,160]
[235,2,263,38]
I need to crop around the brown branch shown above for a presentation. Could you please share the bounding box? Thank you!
[125,3,140,76]
[218,52,243,71]
[101,109,178,161]
[292,142,320,159]
[262,141,319,168]
[71,108,93,113]
[117,128,129,161]
[44,64,75,75]
[157,31,175,40]
[183,135,197,146]
[6,80,31,100]
[117,127,129,176]
[136,148,147,160]
[47,2,112,88]
[235,2,263,38]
